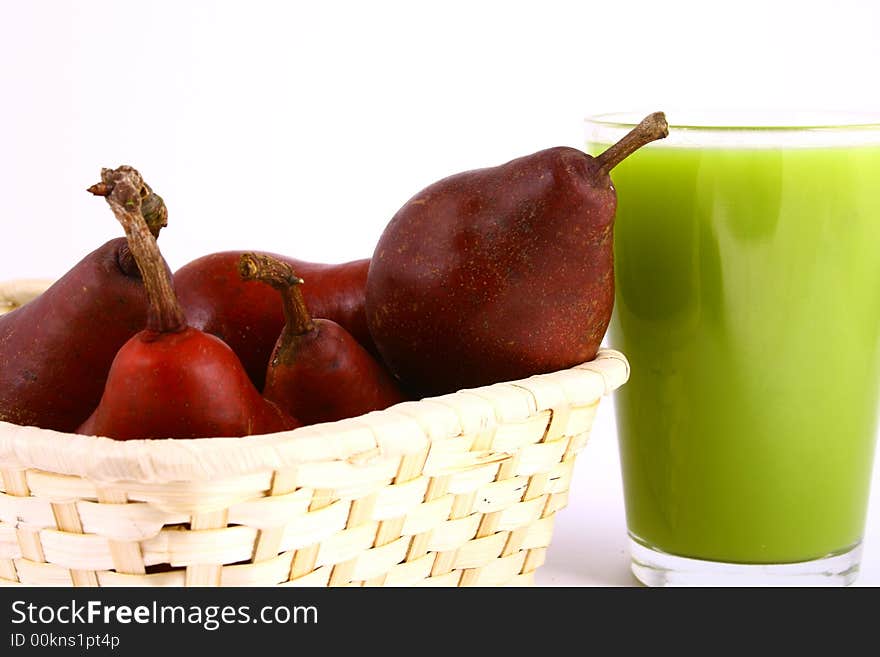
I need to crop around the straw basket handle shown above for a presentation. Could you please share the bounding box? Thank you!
[0,279,54,314]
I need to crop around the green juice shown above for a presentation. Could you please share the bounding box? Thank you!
[594,142,880,563]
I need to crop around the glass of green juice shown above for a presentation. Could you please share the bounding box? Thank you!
[585,111,880,586]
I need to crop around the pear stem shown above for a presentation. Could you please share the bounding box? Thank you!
[88,172,168,239]
[91,166,186,333]
[594,111,669,176]
[239,253,313,335]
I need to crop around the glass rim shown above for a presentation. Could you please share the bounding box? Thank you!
[585,110,880,132]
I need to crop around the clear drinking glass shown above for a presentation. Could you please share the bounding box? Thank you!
[585,111,880,585]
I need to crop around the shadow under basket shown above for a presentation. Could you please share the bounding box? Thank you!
[0,280,628,587]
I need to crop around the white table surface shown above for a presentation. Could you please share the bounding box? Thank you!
[535,397,880,587]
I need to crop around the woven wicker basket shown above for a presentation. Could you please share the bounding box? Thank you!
[0,280,628,587]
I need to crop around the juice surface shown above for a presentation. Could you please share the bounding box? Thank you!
[596,143,880,563]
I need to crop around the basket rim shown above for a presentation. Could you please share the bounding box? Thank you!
[0,351,629,484]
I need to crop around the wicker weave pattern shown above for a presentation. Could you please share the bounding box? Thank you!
[0,281,628,586]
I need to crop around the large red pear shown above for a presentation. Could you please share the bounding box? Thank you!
[365,112,668,396]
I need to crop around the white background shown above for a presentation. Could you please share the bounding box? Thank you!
[2,0,879,585]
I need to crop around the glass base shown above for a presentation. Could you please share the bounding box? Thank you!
[629,536,862,587]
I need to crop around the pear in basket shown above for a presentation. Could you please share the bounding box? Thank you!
[366,112,668,396]
[239,252,405,425]
[0,167,167,432]
[175,251,374,389]
[77,167,299,440]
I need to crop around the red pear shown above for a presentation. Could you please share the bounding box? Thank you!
[175,252,373,388]
[77,169,298,440]
[365,112,668,396]
[0,167,167,431]
[239,252,405,425]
